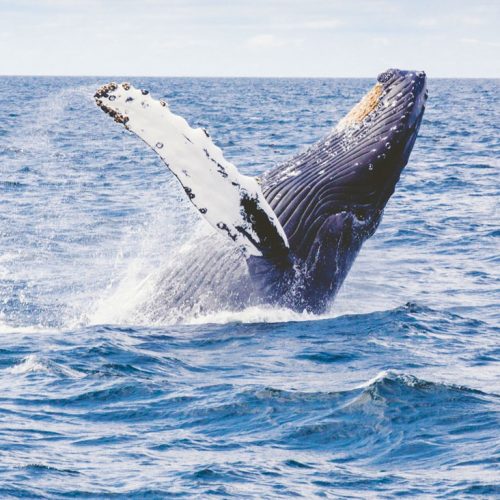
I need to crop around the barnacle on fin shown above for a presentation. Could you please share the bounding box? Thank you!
[94,82,118,99]
[94,82,129,125]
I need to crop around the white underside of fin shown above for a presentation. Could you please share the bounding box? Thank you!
[95,83,288,258]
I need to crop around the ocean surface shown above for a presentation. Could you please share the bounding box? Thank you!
[0,76,498,498]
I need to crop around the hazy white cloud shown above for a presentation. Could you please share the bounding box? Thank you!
[372,36,390,46]
[460,37,500,48]
[460,37,479,44]
[304,19,343,29]
[458,15,487,26]
[416,17,438,28]
[245,34,287,48]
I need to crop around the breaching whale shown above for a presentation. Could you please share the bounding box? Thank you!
[94,68,427,318]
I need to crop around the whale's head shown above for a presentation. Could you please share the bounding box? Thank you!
[341,68,427,132]
[264,67,427,247]
[359,68,427,164]
[258,68,427,311]
[337,68,428,218]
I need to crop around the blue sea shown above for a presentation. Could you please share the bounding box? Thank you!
[0,76,498,498]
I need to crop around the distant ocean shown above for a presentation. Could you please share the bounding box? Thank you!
[0,76,498,498]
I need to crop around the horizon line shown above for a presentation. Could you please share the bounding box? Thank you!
[1,73,499,79]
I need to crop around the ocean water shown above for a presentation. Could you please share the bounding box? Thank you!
[0,76,498,498]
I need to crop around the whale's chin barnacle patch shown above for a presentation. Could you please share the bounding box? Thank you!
[336,82,383,130]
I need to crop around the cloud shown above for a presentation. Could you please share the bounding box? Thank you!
[460,37,500,48]
[245,34,287,48]
[371,36,390,46]
[416,17,438,28]
[303,19,343,29]
[458,15,487,26]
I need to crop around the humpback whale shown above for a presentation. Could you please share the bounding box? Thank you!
[94,68,427,318]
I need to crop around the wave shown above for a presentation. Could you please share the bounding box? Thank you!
[5,354,48,374]
[269,372,498,465]
[4,354,84,378]
[181,301,425,326]
[184,305,332,325]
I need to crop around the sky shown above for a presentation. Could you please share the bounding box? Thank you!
[1,0,499,77]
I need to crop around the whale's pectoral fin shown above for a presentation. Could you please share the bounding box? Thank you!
[94,83,289,259]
